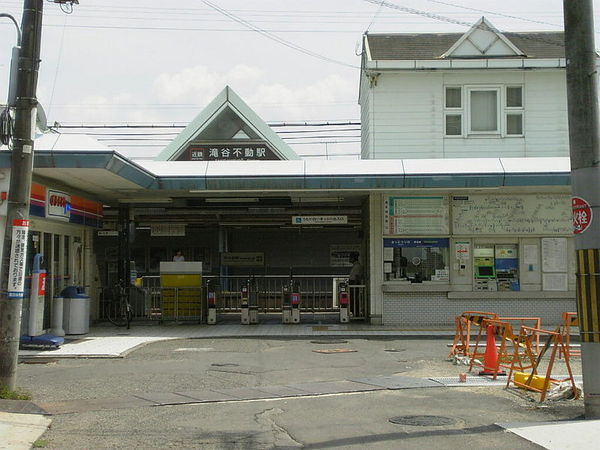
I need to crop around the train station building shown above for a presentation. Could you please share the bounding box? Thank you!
[0,18,577,329]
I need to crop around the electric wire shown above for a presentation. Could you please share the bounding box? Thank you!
[201,0,359,69]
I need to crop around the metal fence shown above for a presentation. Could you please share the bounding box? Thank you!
[98,275,367,323]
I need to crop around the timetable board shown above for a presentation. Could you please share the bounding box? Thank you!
[452,194,572,235]
[384,196,449,235]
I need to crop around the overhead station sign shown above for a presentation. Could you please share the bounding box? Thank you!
[292,216,348,225]
[177,142,281,161]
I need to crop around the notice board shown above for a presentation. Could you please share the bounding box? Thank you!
[384,196,449,235]
[451,194,572,235]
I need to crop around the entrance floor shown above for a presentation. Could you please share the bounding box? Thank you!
[18,323,455,359]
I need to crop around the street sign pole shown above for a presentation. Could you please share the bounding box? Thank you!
[564,0,600,418]
[0,0,43,391]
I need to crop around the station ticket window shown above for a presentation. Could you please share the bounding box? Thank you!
[384,238,450,282]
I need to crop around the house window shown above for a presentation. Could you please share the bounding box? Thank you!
[444,87,463,136]
[468,88,500,134]
[505,86,524,136]
[444,85,524,137]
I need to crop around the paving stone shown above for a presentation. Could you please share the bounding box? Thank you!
[252,385,313,397]
[132,392,199,405]
[174,389,238,403]
[0,400,48,415]
[209,387,280,401]
[286,380,382,395]
[349,375,443,390]
[37,395,154,415]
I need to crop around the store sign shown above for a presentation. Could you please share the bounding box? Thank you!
[384,238,450,248]
[8,219,29,299]
[151,224,186,236]
[292,216,348,225]
[177,142,281,161]
[46,189,71,221]
[221,252,264,266]
[572,196,593,234]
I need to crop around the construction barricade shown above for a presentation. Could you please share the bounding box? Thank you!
[507,325,577,402]
[448,311,498,359]
[559,312,580,359]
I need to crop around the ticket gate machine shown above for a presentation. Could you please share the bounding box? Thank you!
[282,278,301,324]
[206,281,217,325]
[338,281,349,323]
[241,278,258,325]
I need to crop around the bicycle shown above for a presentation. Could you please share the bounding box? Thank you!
[107,282,133,329]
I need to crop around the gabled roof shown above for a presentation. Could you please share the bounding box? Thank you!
[155,86,300,161]
[440,17,524,58]
[365,18,564,61]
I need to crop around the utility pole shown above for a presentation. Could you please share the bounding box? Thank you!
[563,0,600,419]
[0,0,44,391]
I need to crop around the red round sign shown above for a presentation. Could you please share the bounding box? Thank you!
[572,196,593,234]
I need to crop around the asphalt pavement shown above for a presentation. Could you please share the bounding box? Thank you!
[2,331,595,449]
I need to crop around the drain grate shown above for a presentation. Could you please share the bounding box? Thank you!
[389,415,456,426]
[311,340,348,345]
[211,363,239,367]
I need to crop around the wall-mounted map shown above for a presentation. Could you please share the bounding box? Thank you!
[452,194,572,235]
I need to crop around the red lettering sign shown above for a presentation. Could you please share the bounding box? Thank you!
[573,196,593,234]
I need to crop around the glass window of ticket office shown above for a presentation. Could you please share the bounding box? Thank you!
[383,238,450,282]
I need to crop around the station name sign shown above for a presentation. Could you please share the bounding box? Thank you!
[177,142,281,161]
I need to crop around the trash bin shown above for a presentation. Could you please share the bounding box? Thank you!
[62,286,90,335]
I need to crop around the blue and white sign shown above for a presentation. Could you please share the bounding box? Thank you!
[384,238,449,248]
[292,216,347,225]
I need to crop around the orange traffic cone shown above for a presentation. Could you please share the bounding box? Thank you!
[479,324,506,376]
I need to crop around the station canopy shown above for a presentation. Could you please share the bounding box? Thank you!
[155,86,300,162]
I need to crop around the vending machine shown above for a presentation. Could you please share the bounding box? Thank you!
[473,245,497,291]
[495,244,520,291]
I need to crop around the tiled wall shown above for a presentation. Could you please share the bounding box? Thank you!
[382,293,575,327]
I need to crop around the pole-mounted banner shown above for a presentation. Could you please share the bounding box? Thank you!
[7,219,29,299]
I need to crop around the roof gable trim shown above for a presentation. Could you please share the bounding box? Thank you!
[441,17,525,59]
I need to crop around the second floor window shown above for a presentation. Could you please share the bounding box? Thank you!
[444,85,523,137]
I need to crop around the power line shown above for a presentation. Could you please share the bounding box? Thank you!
[422,0,562,28]
[51,121,361,129]
[201,0,360,69]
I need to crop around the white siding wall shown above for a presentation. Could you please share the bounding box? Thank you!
[360,69,569,159]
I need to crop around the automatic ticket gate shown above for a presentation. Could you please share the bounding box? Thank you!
[338,281,349,323]
[206,280,217,325]
[241,278,258,325]
[282,278,301,324]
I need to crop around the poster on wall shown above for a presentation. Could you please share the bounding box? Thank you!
[542,273,568,291]
[541,238,568,272]
[383,196,449,235]
[7,219,29,299]
[330,244,361,267]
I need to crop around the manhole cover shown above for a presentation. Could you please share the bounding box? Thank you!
[311,340,348,344]
[211,363,239,367]
[389,415,456,426]
[384,349,405,353]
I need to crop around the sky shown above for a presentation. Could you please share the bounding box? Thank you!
[1,0,599,160]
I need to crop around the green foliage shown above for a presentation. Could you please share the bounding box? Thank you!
[0,384,32,400]
[33,439,48,448]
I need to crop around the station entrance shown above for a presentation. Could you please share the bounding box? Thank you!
[95,194,369,325]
